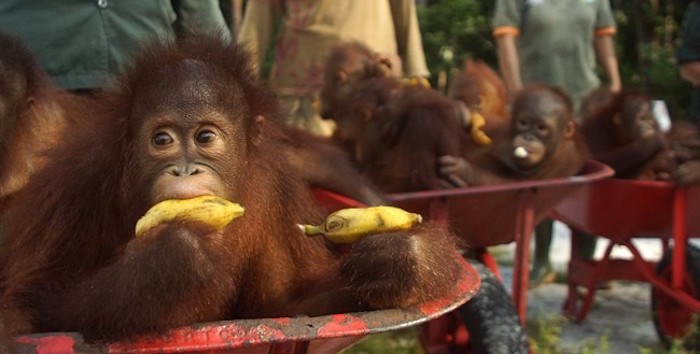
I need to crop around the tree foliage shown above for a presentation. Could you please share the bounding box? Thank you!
[418,0,695,119]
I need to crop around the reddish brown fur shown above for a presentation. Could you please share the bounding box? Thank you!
[477,86,588,183]
[277,126,385,205]
[0,36,462,341]
[580,89,675,180]
[332,77,467,192]
[0,33,94,210]
[319,42,394,120]
[446,60,510,162]
[440,85,589,186]
[448,59,509,132]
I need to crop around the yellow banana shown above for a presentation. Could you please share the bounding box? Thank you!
[135,195,245,238]
[470,112,492,146]
[298,206,422,244]
[402,76,431,89]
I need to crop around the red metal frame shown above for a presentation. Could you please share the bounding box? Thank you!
[12,161,613,353]
[552,178,700,323]
[13,257,479,354]
[384,160,614,324]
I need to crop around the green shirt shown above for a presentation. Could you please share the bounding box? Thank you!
[493,0,616,108]
[0,0,229,90]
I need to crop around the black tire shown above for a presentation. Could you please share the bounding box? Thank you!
[651,243,700,351]
[453,259,529,354]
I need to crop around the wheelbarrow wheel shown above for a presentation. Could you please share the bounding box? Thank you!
[452,259,529,354]
[651,244,700,350]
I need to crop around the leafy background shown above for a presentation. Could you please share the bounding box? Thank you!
[417,0,694,121]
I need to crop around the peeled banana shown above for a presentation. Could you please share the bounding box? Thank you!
[298,206,422,244]
[470,112,492,146]
[135,195,245,238]
[513,146,529,158]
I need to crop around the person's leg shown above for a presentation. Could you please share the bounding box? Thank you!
[530,218,556,286]
[572,230,597,260]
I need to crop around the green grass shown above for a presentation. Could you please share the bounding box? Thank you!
[340,328,423,354]
[527,314,610,354]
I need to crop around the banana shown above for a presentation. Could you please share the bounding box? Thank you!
[135,195,245,238]
[402,76,431,89]
[513,146,529,159]
[470,112,492,146]
[298,206,422,244]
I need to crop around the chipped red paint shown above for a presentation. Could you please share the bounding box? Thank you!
[316,314,369,337]
[274,317,292,326]
[420,269,471,314]
[13,258,479,354]
[107,323,290,353]
[15,335,78,354]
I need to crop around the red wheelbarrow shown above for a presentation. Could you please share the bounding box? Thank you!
[316,160,613,354]
[13,257,479,354]
[384,160,613,325]
[12,160,611,354]
[552,178,700,348]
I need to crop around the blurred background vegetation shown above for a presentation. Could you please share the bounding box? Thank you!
[227,0,695,120]
[416,0,694,121]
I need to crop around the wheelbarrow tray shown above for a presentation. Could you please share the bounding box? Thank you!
[553,178,700,241]
[326,160,613,324]
[385,160,613,248]
[551,178,700,324]
[13,257,479,354]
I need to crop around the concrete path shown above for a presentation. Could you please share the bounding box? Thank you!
[495,221,670,353]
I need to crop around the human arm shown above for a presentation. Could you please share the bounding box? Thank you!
[176,0,231,41]
[389,0,430,78]
[593,0,621,93]
[492,0,523,98]
[495,34,523,97]
[594,34,621,93]
[236,0,283,76]
[677,3,700,86]
[680,62,700,85]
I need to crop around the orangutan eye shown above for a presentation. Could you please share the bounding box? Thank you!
[516,118,530,130]
[196,130,216,144]
[153,131,173,145]
[536,123,548,133]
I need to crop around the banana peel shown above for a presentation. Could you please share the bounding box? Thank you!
[298,206,422,244]
[402,76,431,89]
[470,112,492,146]
[135,195,245,238]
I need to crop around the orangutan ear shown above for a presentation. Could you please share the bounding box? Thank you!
[335,71,348,85]
[563,120,576,139]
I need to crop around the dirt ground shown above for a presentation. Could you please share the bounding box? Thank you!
[496,221,670,353]
[524,281,662,353]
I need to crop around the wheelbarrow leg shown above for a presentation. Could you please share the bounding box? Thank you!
[563,237,614,322]
[512,191,535,326]
[419,316,453,354]
[672,188,688,290]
